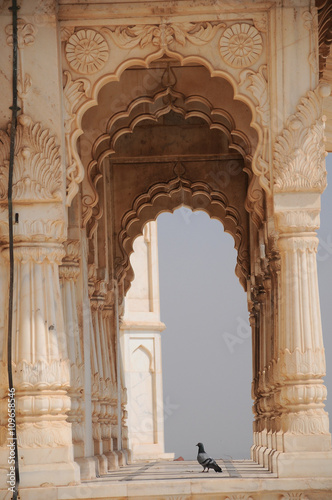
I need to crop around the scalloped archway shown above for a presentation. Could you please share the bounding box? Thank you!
[76,61,263,296]
[117,163,249,292]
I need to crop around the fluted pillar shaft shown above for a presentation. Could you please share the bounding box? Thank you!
[88,269,109,472]
[271,197,332,476]
[59,240,84,459]
[275,220,329,448]
[102,293,119,468]
[0,241,80,486]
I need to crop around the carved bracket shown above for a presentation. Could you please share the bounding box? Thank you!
[273,84,331,193]
[0,114,63,203]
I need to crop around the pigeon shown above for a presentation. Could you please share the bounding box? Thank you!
[196,442,222,472]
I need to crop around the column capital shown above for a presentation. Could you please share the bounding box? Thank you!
[274,192,321,234]
[1,242,65,264]
[59,239,81,281]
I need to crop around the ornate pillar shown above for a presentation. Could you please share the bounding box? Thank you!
[271,84,332,477]
[88,268,108,474]
[0,115,80,487]
[249,280,266,464]
[102,290,119,469]
[59,240,85,462]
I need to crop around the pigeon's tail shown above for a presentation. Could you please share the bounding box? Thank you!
[213,464,222,473]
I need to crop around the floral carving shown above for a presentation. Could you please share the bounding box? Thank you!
[17,73,32,103]
[103,21,225,49]
[0,218,66,243]
[303,11,319,75]
[17,421,72,447]
[63,239,81,262]
[219,23,263,68]
[279,348,326,379]
[280,494,309,500]
[240,65,270,194]
[276,209,320,232]
[0,114,63,203]
[240,65,269,127]
[61,26,75,43]
[63,71,91,205]
[5,18,36,48]
[6,19,35,110]
[65,29,109,74]
[14,359,70,390]
[253,15,268,33]
[274,85,330,192]
[225,496,253,500]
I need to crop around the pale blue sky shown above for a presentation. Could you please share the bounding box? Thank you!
[157,154,332,461]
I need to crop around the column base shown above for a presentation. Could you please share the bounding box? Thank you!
[95,454,108,475]
[122,448,133,464]
[75,456,99,480]
[0,445,80,488]
[115,450,126,466]
[275,450,332,477]
[0,461,80,489]
[104,451,119,470]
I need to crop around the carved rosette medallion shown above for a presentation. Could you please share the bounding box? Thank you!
[65,29,109,74]
[219,23,263,68]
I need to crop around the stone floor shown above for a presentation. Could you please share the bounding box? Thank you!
[97,459,277,481]
[2,460,332,500]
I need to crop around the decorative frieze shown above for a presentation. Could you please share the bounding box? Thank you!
[280,491,310,500]
[225,495,254,500]
[102,21,225,50]
[2,244,65,264]
[13,359,70,390]
[16,421,72,448]
[279,348,326,379]
[280,493,309,500]
[276,209,320,233]
[0,218,66,243]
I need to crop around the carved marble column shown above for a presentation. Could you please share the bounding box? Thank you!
[88,269,108,474]
[102,291,119,469]
[271,84,332,477]
[274,207,331,461]
[0,114,79,487]
[59,240,84,460]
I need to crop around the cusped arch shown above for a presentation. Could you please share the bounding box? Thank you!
[82,83,253,231]
[116,163,249,294]
[64,45,269,207]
